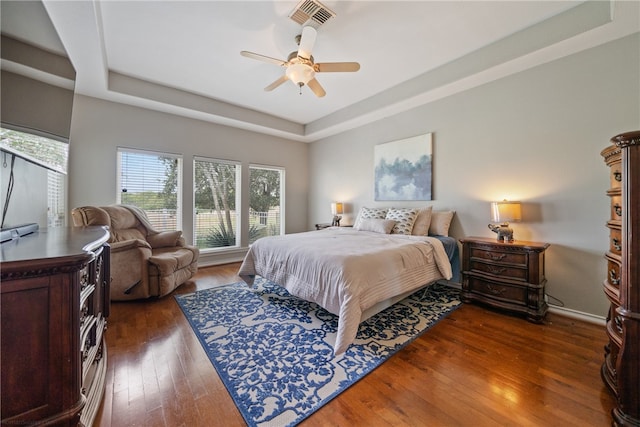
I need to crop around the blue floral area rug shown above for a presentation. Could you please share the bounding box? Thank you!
[175,277,461,427]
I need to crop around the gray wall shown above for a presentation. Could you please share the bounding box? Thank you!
[308,34,640,319]
[68,95,309,265]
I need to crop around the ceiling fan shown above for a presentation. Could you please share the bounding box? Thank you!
[240,26,360,98]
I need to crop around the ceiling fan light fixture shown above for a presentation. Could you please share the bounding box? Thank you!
[286,62,315,86]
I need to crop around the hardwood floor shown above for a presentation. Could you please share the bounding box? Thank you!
[96,263,616,426]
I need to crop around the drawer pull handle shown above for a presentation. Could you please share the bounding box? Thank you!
[486,252,506,261]
[487,266,507,275]
[609,269,620,286]
[486,284,506,296]
[614,315,623,334]
[612,237,621,251]
[613,171,622,182]
[614,204,622,217]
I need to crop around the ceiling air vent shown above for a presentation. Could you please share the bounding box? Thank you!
[288,0,336,28]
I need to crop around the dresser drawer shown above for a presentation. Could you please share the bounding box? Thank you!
[469,246,527,266]
[609,163,622,190]
[605,253,622,290]
[465,276,528,306]
[609,226,622,256]
[606,302,623,346]
[469,260,528,281]
[610,196,623,221]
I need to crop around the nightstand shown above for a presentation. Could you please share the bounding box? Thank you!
[460,237,550,323]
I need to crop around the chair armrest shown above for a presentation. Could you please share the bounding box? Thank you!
[110,239,152,252]
[146,231,183,248]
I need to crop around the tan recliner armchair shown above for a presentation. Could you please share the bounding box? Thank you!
[71,205,199,301]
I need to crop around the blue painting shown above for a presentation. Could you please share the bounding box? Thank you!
[374,133,432,201]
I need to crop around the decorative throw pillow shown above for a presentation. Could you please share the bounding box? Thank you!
[354,207,388,229]
[385,208,419,235]
[354,218,396,234]
[411,206,433,236]
[429,210,456,236]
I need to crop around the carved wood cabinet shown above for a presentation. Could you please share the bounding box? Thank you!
[601,131,640,427]
[1,226,110,427]
[460,236,549,323]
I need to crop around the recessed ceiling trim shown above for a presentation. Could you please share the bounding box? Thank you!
[305,0,614,138]
[108,71,305,137]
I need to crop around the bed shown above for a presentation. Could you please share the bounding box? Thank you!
[238,209,457,354]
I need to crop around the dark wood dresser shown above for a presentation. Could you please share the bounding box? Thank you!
[460,236,549,323]
[601,130,640,427]
[1,226,110,427]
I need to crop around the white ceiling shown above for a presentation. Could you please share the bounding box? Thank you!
[5,1,640,142]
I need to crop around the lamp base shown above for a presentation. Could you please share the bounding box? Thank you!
[332,215,342,227]
[488,223,514,242]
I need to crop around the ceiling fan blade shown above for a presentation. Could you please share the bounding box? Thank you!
[315,62,361,73]
[240,51,287,67]
[307,78,326,98]
[297,26,317,60]
[264,75,289,91]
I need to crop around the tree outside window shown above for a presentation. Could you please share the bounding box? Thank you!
[249,165,284,244]
[194,158,240,249]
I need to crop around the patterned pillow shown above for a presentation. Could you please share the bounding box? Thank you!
[385,208,420,235]
[354,207,388,229]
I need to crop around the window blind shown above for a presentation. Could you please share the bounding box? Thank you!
[117,148,182,232]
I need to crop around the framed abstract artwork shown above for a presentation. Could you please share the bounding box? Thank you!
[374,133,432,201]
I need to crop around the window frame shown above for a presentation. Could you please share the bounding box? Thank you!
[116,147,183,232]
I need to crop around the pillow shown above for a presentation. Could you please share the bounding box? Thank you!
[354,218,396,234]
[411,206,433,236]
[429,210,456,236]
[385,207,419,235]
[354,207,388,229]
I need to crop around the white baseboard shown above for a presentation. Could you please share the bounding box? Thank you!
[197,247,247,268]
[548,305,606,326]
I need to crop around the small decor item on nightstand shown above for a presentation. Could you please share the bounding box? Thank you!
[488,200,521,242]
[331,202,343,226]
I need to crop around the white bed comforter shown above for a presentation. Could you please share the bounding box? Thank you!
[238,228,453,354]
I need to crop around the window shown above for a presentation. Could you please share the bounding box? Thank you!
[194,157,240,250]
[249,165,284,244]
[47,170,66,227]
[1,127,67,228]
[0,127,69,174]
[117,148,182,232]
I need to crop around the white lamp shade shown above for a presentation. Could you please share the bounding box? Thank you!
[491,200,522,223]
[331,202,343,215]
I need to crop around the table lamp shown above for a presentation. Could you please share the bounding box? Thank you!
[488,200,521,242]
[331,202,343,226]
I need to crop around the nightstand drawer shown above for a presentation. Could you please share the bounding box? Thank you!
[469,260,528,281]
[466,276,528,306]
[469,247,527,266]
